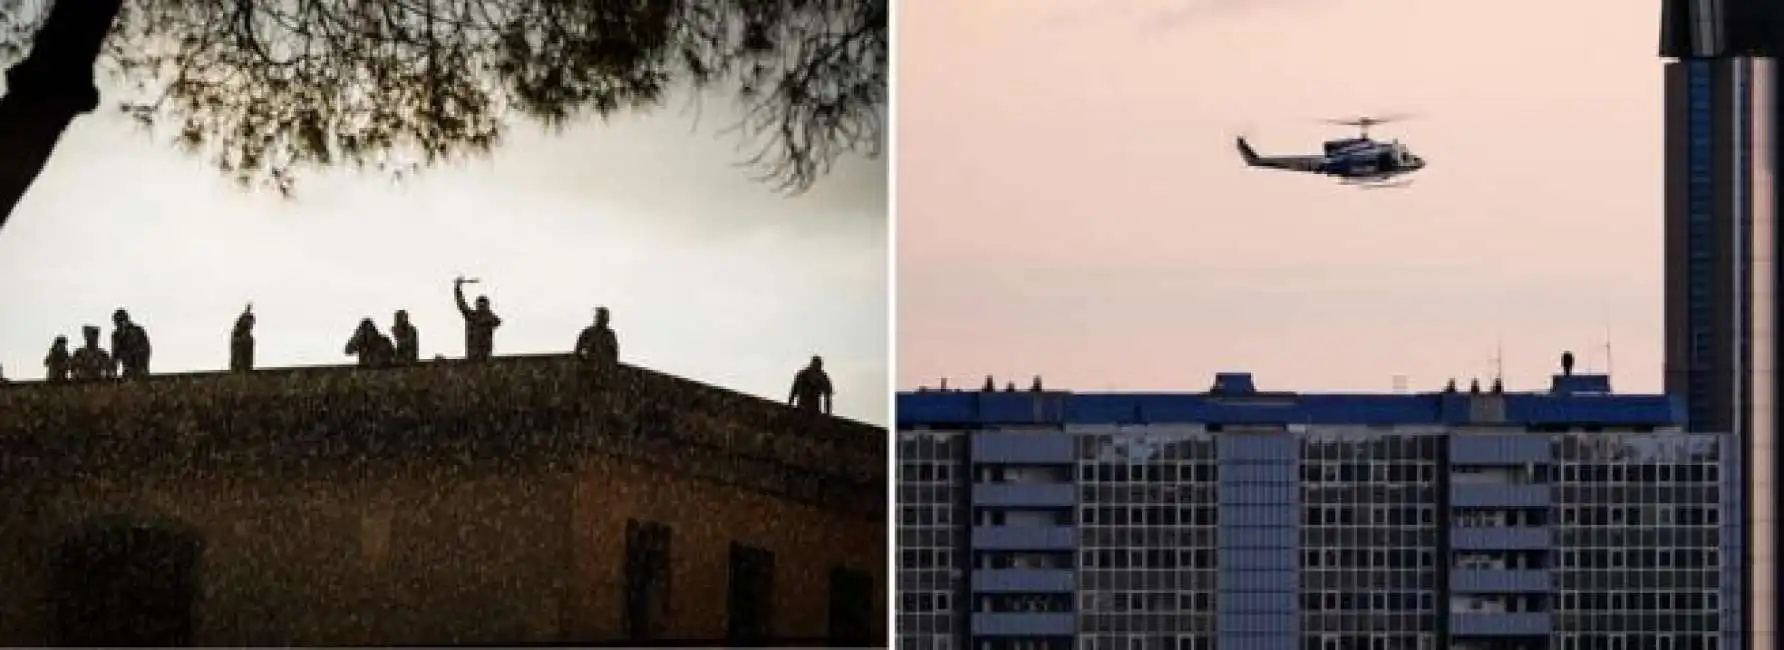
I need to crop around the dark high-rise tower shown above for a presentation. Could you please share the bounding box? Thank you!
[1662,1,1784,648]
[1661,0,1784,59]
[1660,58,1775,436]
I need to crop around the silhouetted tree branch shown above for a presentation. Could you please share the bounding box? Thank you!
[0,0,884,228]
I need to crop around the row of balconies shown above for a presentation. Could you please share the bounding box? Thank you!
[963,435,1564,641]
[967,566,1550,594]
[965,432,1628,467]
[967,611,1553,637]
[967,525,1554,551]
[967,482,1553,509]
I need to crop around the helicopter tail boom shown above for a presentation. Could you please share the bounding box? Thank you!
[1235,136,1325,174]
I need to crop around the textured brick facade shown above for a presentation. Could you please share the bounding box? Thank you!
[0,355,885,645]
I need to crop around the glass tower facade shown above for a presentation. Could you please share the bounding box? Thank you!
[1661,1,1784,641]
[894,372,1740,650]
[897,431,968,650]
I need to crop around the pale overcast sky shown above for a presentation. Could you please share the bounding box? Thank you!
[0,86,888,425]
[900,0,1666,396]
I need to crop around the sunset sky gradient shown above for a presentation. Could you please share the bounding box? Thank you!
[898,0,1664,395]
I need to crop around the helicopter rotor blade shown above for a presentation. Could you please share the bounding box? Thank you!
[1320,113,1417,128]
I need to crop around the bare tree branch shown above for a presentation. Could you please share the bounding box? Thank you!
[0,0,884,196]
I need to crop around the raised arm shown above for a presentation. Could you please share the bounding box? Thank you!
[453,281,472,317]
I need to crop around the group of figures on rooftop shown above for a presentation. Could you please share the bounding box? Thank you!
[10,278,841,415]
[39,308,152,382]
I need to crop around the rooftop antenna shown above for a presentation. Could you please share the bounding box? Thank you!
[1491,334,1505,385]
[1604,327,1615,377]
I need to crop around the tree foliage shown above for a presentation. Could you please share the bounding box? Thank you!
[0,0,885,195]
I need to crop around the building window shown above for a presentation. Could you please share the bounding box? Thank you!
[827,566,874,647]
[623,519,673,640]
[727,542,776,645]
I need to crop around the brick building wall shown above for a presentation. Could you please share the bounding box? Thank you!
[0,355,885,646]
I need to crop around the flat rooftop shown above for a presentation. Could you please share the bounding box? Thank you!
[0,354,886,513]
[897,372,1682,428]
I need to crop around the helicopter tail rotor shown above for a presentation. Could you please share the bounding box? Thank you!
[1235,136,1261,165]
[1230,124,1262,165]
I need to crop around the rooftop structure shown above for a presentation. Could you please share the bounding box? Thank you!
[899,369,1678,429]
[0,355,886,646]
[895,367,1730,650]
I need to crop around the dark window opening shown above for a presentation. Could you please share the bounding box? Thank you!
[624,519,674,641]
[826,566,874,647]
[726,542,776,646]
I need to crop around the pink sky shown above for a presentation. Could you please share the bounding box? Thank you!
[897,0,1665,395]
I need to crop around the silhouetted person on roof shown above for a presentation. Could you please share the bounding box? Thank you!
[1005,382,1016,392]
[789,355,834,415]
[1030,376,1044,392]
[1443,379,1458,394]
[453,277,502,361]
[392,310,419,364]
[71,326,113,381]
[1469,378,1482,394]
[110,308,151,378]
[43,335,70,382]
[345,318,395,368]
[574,307,619,366]
[1561,351,1576,377]
[982,376,995,392]
[231,303,256,372]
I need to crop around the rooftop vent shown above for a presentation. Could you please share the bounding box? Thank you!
[1551,350,1611,395]
[1551,373,1611,396]
[1211,373,1257,394]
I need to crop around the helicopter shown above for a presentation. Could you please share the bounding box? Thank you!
[1235,115,1426,187]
